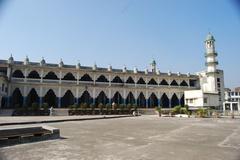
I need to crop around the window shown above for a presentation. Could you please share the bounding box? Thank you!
[2,83,4,92]
[204,98,208,104]
[217,78,220,82]
[189,99,193,103]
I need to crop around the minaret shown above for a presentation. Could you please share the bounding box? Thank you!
[204,33,218,92]
[205,33,218,73]
[150,59,157,73]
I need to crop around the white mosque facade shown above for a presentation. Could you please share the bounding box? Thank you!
[0,33,225,110]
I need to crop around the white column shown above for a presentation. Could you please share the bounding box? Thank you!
[58,87,61,108]
[24,68,28,82]
[108,88,111,104]
[39,86,43,106]
[109,75,111,86]
[77,72,79,85]
[40,69,43,83]
[59,70,62,84]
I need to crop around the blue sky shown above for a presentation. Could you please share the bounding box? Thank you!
[0,0,239,89]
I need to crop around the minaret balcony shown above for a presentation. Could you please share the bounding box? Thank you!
[205,52,217,57]
[205,61,218,66]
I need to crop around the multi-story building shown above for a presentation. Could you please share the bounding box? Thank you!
[0,33,224,110]
[223,88,240,113]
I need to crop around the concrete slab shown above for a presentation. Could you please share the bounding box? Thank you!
[0,116,240,160]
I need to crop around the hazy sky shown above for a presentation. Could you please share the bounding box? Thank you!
[0,0,239,89]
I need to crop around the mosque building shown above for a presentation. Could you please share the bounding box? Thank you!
[0,33,224,110]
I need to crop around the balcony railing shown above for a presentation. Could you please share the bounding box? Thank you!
[11,78,24,82]
[42,79,59,83]
[27,78,41,83]
[61,80,77,84]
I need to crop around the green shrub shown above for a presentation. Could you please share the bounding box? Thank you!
[31,102,40,112]
[41,103,49,111]
[196,108,207,118]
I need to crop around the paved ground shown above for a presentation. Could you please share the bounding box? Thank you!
[0,116,240,160]
[0,115,130,126]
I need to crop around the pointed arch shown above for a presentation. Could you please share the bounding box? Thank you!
[160,93,169,108]
[96,75,109,82]
[148,78,158,85]
[26,88,39,107]
[27,70,40,79]
[180,80,188,86]
[160,79,169,85]
[111,76,123,83]
[126,92,135,105]
[79,90,92,104]
[11,88,23,107]
[126,77,135,84]
[96,91,108,105]
[190,79,197,87]
[137,92,146,108]
[180,95,185,107]
[43,89,57,107]
[80,74,93,81]
[171,93,179,107]
[61,90,75,107]
[62,72,76,81]
[112,91,123,104]
[170,80,179,86]
[43,71,59,80]
[137,77,146,84]
[148,93,158,108]
[12,70,24,78]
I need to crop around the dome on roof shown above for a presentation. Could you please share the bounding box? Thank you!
[8,54,14,64]
[206,33,215,41]
[76,61,81,69]
[24,56,29,65]
[40,57,46,66]
[59,58,64,67]
[151,59,156,65]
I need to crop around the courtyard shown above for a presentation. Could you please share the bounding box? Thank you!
[0,116,240,160]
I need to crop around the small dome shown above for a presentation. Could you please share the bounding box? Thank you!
[76,61,81,69]
[24,56,29,65]
[59,58,64,67]
[108,64,112,71]
[40,57,46,66]
[151,59,156,65]
[133,67,138,73]
[122,66,127,72]
[206,33,215,41]
[8,54,14,64]
[93,62,97,70]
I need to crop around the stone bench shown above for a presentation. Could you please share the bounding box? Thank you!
[0,125,60,147]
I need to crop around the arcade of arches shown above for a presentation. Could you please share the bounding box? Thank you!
[10,88,185,108]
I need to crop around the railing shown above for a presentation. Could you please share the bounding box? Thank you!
[10,77,200,89]
[11,78,24,82]
[42,79,59,83]
[27,78,41,83]
[61,80,77,84]
[111,83,124,86]
[79,81,94,85]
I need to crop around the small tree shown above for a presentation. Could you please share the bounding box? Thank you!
[197,108,207,118]
[98,103,104,114]
[41,103,49,112]
[155,107,162,117]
